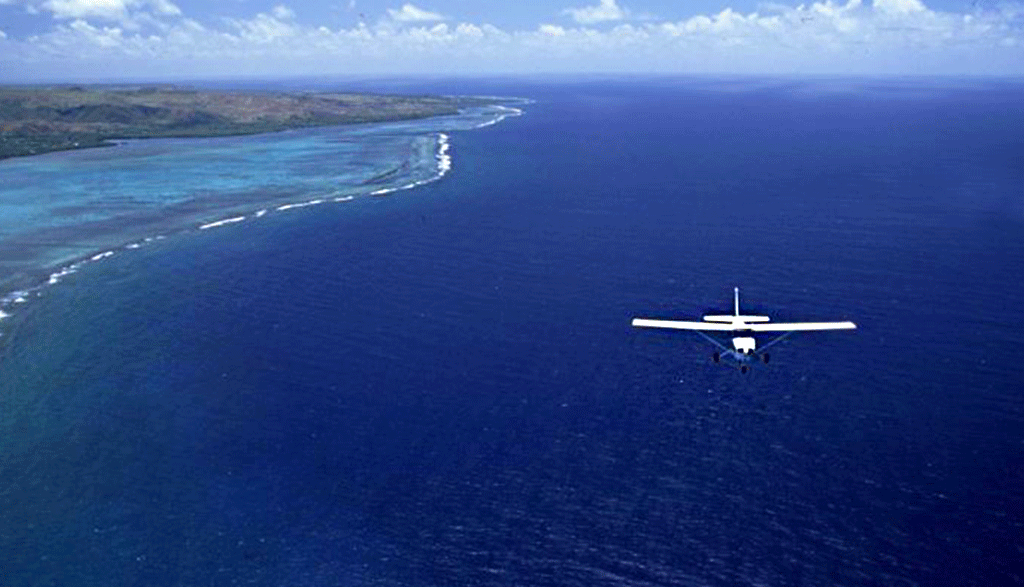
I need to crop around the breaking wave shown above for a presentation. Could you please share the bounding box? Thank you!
[0,100,525,328]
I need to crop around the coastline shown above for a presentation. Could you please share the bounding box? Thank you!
[0,86,500,161]
[0,100,525,335]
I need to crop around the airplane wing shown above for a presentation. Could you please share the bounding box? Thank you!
[631,318,738,331]
[749,321,857,332]
[632,318,857,332]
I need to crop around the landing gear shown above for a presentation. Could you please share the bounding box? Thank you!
[712,352,720,364]
[740,365,749,374]
[762,352,770,364]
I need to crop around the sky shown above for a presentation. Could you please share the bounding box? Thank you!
[0,0,1022,80]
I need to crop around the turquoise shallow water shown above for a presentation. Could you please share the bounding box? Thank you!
[0,103,519,298]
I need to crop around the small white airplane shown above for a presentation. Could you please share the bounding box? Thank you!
[632,288,856,372]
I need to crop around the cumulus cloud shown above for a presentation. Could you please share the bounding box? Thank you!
[65,18,125,47]
[1,0,1023,78]
[387,3,444,22]
[227,7,299,43]
[872,0,926,15]
[0,0,181,30]
[41,0,180,20]
[539,23,567,36]
[563,0,629,24]
[271,5,295,20]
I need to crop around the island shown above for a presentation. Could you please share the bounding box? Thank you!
[0,85,491,160]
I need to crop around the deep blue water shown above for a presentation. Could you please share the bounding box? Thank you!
[1,78,1023,586]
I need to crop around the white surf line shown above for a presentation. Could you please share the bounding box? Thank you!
[372,133,452,197]
[437,133,452,176]
[46,248,116,286]
[3,190,356,326]
[276,199,324,212]
[0,289,32,321]
[4,109,514,327]
[48,264,81,285]
[6,226,180,321]
[458,94,533,105]
[474,106,524,129]
[199,216,246,230]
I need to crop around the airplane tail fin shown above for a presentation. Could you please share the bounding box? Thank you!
[703,287,770,323]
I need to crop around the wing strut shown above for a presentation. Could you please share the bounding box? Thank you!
[757,330,795,353]
[695,330,730,353]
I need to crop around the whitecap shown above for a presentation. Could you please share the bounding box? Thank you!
[199,216,246,230]
[48,266,77,285]
[473,105,524,129]
[437,133,452,176]
[276,199,324,212]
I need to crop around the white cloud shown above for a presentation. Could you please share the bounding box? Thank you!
[0,29,7,39]
[563,0,628,24]
[40,0,180,20]
[539,23,567,36]
[0,0,181,30]
[873,0,926,15]
[227,8,298,43]
[1,0,1023,78]
[43,0,130,19]
[148,0,178,15]
[271,5,294,20]
[387,3,444,22]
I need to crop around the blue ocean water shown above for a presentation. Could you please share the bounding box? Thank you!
[1,77,1023,586]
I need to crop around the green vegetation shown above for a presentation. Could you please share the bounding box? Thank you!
[0,85,491,160]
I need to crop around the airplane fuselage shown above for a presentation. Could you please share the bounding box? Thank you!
[732,335,756,354]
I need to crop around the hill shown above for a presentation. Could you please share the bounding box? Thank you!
[0,86,487,160]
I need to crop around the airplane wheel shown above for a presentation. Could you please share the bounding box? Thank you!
[712,352,720,364]
[741,365,749,374]
[762,353,770,364]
